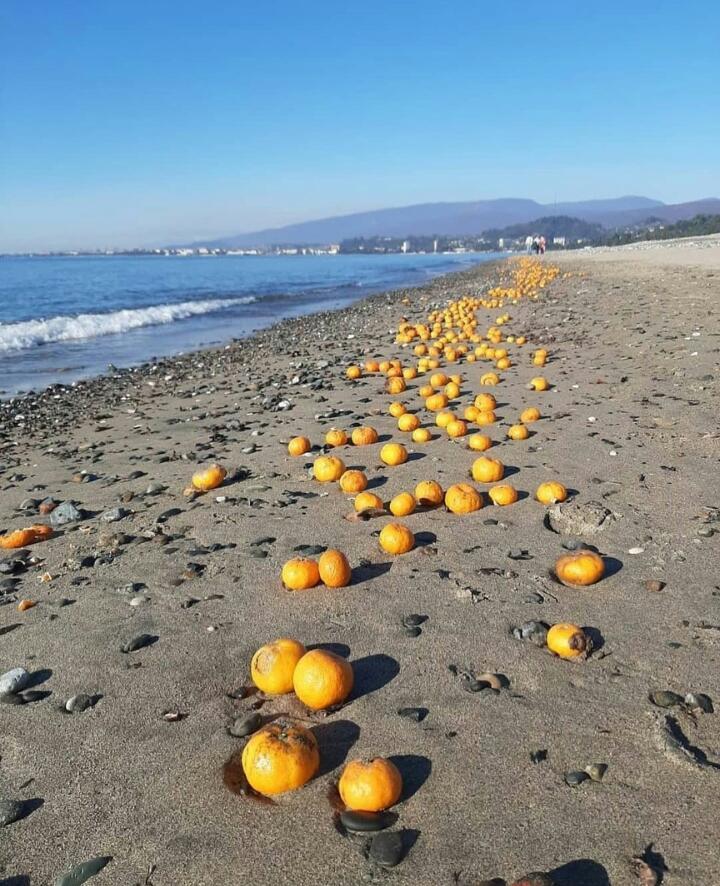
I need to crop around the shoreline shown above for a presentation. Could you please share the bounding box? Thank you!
[0,259,504,442]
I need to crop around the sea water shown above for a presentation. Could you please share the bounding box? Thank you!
[0,251,502,396]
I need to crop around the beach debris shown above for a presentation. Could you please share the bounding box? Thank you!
[585,762,608,782]
[644,579,665,592]
[0,524,53,548]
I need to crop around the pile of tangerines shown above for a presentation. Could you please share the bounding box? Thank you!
[0,259,606,821]
[235,258,603,807]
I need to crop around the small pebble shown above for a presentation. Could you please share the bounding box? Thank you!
[65,694,92,713]
[402,613,425,627]
[55,855,113,886]
[0,798,25,827]
[228,712,262,737]
[564,770,589,786]
[121,633,157,653]
[340,809,397,832]
[0,667,30,695]
[368,830,404,867]
[684,692,713,713]
[628,546,645,555]
[644,579,665,592]
[649,690,683,708]
[397,707,427,722]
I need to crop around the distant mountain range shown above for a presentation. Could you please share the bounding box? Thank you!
[189,196,720,248]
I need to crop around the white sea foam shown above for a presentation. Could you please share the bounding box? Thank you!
[0,297,255,352]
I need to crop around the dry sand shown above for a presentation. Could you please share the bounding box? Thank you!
[1,242,719,886]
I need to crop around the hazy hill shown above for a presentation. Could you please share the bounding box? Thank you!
[192,196,664,248]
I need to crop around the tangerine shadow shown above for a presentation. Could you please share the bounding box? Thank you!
[351,654,400,700]
[550,859,611,886]
[352,562,392,583]
[389,754,432,801]
[314,718,360,776]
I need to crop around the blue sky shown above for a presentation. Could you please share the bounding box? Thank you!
[1,1,718,251]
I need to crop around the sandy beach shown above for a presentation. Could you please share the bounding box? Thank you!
[2,242,719,886]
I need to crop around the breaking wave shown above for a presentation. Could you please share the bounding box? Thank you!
[0,297,255,352]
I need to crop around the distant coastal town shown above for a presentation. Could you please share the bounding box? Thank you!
[5,213,719,258]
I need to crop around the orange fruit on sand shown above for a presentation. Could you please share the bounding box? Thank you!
[354,491,384,513]
[293,649,354,710]
[389,492,416,517]
[338,757,403,812]
[191,463,227,491]
[313,455,346,482]
[379,522,415,554]
[445,483,482,514]
[281,558,321,590]
[339,470,368,494]
[287,436,311,456]
[554,550,605,587]
[241,718,319,795]
[415,480,443,506]
[380,443,408,466]
[546,623,588,659]
[251,638,307,694]
[318,549,352,588]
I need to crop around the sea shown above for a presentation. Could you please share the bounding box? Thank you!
[0,251,503,397]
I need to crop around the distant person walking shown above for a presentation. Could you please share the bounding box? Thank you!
[539,235,546,254]
[532,236,540,255]
[525,235,533,254]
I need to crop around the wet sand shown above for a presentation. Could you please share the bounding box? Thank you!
[1,245,719,885]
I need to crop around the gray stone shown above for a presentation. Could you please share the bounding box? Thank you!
[55,855,113,886]
[66,693,92,713]
[50,501,83,526]
[0,798,24,826]
[228,712,262,737]
[99,507,128,523]
[0,667,30,695]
